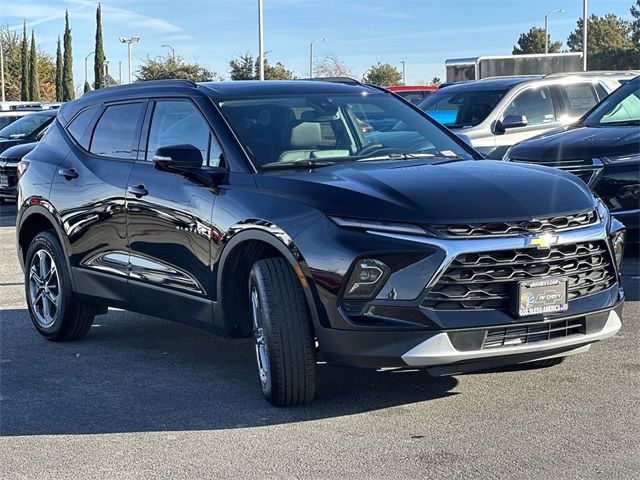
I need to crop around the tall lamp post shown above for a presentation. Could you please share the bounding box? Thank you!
[400,61,406,85]
[582,0,588,71]
[162,44,175,60]
[84,51,94,88]
[258,0,264,81]
[309,38,327,78]
[544,8,565,54]
[119,36,140,84]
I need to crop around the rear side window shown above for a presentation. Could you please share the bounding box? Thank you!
[67,107,99,150]
[90,103,144,159]
[560,83,600,116]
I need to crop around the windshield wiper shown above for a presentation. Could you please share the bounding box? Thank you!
[358,152,437,162]
[260,159,336,170]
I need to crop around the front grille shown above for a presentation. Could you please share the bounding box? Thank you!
[434,210,598,238]
[422,241,616,311]
[483,318,584,349]
[510,158,592,168]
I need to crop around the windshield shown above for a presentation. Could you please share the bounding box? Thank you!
[0,113,53,139]
[217,93,475,170]
[418,88,507,128]
[583,79,640,127]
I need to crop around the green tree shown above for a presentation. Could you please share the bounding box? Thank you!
[136,54,220,82]
[28,31,39,101]
[62,10,75,101]
[20,22,29,101]
[363,63,403,86]
[262,59,294,80]
[55,37,63,101]
[229,53,257,80]
[94,3,105,89]
[631,0,640,46]
[513,26,562,54]
[430,77,441,86]
[0,25,56,101]
[567,14,632,53]
[83,81,91,93]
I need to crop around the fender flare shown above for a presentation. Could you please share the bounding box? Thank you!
[214,225,322,328]
[18,204,76,291]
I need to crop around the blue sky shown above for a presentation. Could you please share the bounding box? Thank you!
[1,0,635,87]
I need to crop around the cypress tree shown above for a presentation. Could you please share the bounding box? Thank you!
[20,22,29,101]
[94,3,105,89]
[55,37,63,102]
[29,31,40,101]
[62,10,75,101]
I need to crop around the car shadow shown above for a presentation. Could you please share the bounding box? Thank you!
[0,308,458,437]
[621,250,639,301]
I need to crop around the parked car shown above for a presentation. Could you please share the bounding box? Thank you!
[0,109,57,154]
[16,79,625,406]
[387,85,438,104]
[504,76,639,241]
[418,74,626,159]
[0,142,36,204]
[0,110,38,130]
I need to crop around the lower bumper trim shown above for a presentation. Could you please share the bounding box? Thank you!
[401,310,621,367]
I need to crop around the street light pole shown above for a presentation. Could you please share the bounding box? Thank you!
[119,37,140,84]
[258,0,264,81]
[0,39,5,103]
[400,61,406,85]
[544,9,565,54]
[162,44,175,60]
[582,0,588,71]
[309,38,327,78]
[84,51,94,88]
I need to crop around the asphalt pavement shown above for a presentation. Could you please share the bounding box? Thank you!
[1,203,639,479]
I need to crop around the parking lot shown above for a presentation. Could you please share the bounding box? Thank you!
[0,204,638,479]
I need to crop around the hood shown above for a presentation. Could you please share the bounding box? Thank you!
[510,125,640,161]
[0,141,37,161]
[255,160,595,225]
[0,138,23,154]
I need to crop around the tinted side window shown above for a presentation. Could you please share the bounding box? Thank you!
[67,107,99,149]
[560,83,599,116]
[90,103,144,159]
[503,86,555,126]
[145,100,221,166]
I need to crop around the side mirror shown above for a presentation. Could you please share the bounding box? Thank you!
[153,144,203,170]
[501,114,528,130]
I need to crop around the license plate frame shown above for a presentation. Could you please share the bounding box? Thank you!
[517,277,569,317]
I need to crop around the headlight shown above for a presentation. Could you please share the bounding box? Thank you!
[343,259,391,299]
[329,216,431,236]
[610,230,626,271]
[601,153,640,164]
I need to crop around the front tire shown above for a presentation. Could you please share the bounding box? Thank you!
[249,258,316,406]
[25,231,95,341]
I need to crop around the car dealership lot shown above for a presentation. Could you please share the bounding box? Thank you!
[0,206,638,479]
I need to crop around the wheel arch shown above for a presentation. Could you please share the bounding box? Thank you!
[17,206,76,291]
[214,225,321,338]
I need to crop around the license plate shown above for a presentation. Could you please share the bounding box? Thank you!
[517,278,568,317]
[0,174,8,187]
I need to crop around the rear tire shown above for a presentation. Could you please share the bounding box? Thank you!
[25,231,95,341]
[249,257,316,406]
[529,357,565,368]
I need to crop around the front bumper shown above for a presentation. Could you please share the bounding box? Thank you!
[317,303,623,373]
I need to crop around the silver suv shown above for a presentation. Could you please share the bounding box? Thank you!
[418,72,637,159]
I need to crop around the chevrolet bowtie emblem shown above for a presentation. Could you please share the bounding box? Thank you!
[528,232,559,250]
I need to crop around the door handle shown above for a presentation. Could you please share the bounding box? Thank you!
[58,168,78,179]
[128,184,149,198]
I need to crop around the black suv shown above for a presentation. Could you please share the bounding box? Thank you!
[16,80,625,406]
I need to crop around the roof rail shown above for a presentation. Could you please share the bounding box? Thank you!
[298,76,362,85]
[543,70,640,79]
[81,78,198,97]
